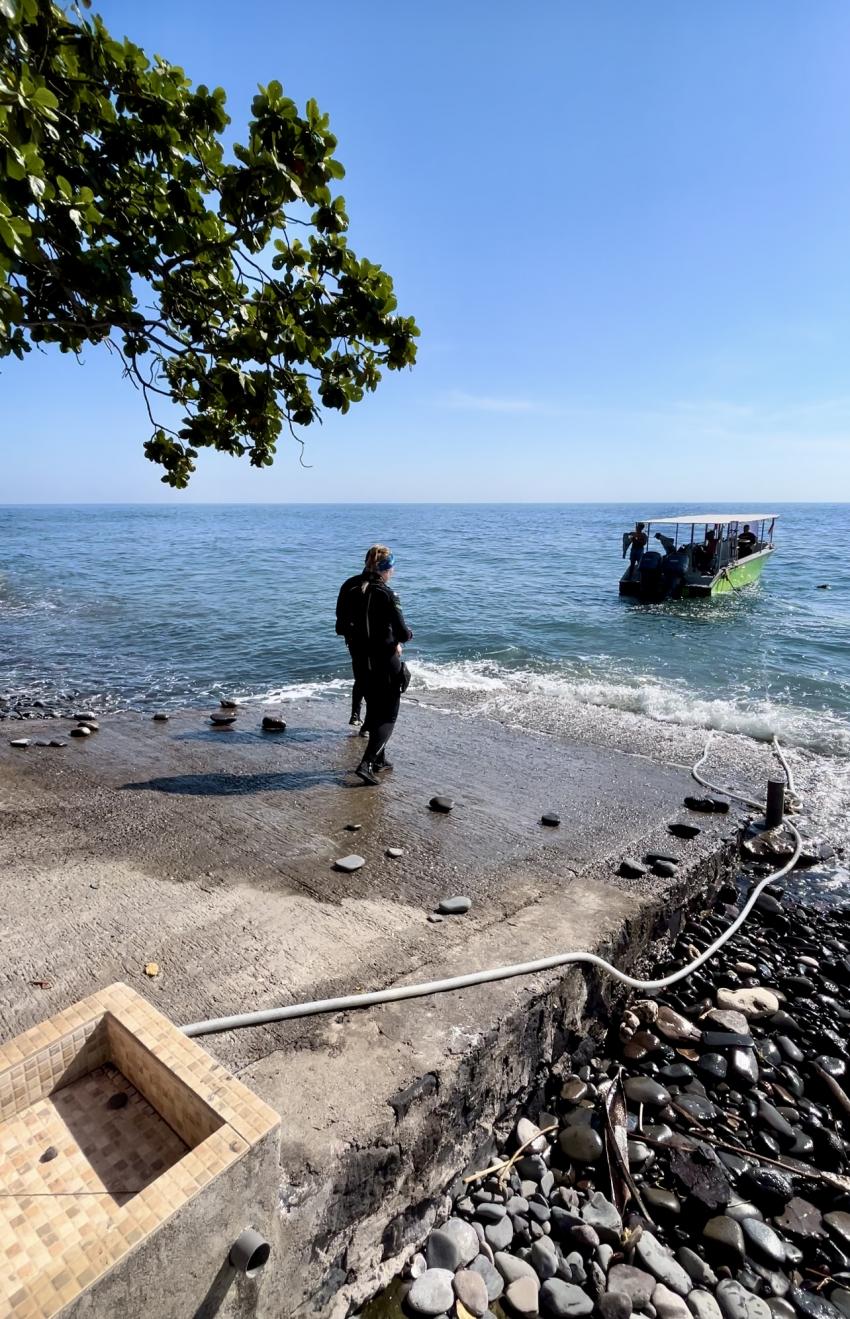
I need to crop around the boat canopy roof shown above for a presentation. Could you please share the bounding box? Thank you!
[647,514,778,526]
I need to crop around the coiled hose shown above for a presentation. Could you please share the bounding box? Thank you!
[181,734,802,1037]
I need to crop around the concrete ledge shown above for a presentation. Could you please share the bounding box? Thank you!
[0,701,742,1317]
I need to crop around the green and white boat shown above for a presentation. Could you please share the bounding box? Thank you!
[619,513,777,600]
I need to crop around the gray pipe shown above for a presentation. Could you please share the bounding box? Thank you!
[180,736,801,1040]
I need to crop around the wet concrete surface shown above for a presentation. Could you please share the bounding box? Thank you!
[0,698,741,1316]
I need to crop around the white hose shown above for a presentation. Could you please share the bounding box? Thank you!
[181,736,802,1038]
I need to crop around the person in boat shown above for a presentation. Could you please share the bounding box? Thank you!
[335,550,372,730]
[694,528,719,574]
[343,545,414,786]
[661,544,689,596]
[737,524,757,557]
[655,531,676,555]
[623,522,648,578]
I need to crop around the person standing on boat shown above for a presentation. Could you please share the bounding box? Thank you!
[694,528,719,574]
[623,522,648,578]
[738,524,757,557]
[344,545,413,786]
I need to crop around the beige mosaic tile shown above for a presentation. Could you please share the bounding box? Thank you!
[0,983,280,1318]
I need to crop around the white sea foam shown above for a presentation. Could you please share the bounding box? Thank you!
[239,676,351,703]
[409,658,850,757]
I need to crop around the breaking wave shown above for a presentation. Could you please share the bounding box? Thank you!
[409,658,850,758]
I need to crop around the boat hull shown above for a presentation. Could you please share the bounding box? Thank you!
[620,547,773,599]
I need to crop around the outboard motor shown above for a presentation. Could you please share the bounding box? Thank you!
[637,550,665,601]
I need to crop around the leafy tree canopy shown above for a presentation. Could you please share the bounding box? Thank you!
[0,0,419,485]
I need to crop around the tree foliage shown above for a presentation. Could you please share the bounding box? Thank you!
[0,0,418,485]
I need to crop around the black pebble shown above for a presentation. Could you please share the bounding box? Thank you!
[541,812,561,827]
[40,1146,58,1163]
[429,796,454,813]
[107,1092,129,1110]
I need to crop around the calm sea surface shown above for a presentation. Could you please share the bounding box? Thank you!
[2,503,849,872]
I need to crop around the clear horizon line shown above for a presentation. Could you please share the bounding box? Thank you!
[0,499,844,508]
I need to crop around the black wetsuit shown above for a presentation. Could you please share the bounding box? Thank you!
[343,572,413,765]
[335,573,369,720]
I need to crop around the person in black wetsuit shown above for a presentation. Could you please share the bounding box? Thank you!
[335,551,372,729]
[342,544,413,786]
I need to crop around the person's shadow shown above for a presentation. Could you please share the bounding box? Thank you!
[122,769,346,796]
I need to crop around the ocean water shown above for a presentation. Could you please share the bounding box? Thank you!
[2,502,849,869]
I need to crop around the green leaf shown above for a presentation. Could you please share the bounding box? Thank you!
[31,85,59,110]
[0,217,21,255]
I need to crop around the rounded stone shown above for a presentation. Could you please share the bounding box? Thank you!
[427,1218,480,1270]
[438,895,472,915]
[635,1232,693,1296]
[484,1215,513,1251]
[333,854,365,873]
[703,1216,745,1263]
[624,1076,671,1106]
[539,1278,594,1317]
[644,1187,681,1217]
[541,812,561,827]
[716,988,780,1019]
[653,1284,692,1319]
[789,1291,847,1319]
[742,1218,786,1267]
[152,712,169,721]
[599,1295,633,1319]
[558,1125,603,1163]
[517,1117,549,1153]
[532,1236,559,1280]
[677,1248,716,1288]
[689,1292,724,1319]
[261,715,286,731]
[454,1269,489,1318]
[825,1213,850,1250]
[408,1268,455,1316]
[828,1292,850,1319]
[429,796,454,813]
[469,1255,504,1302]
[386,847,404,858]
[607,1265,657,1309]
[581,1192,622,1246]
[494,1251,539,1284]
[716,1280,772,1319]
[505,1276,540,1317]
[69,726,91,737]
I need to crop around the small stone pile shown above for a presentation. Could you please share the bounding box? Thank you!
[398,870,850,1319]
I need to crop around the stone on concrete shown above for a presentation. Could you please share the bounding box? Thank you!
[333,854,365,872]
[438,895,472,915]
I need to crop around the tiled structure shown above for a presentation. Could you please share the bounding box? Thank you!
[0,984,280,1318]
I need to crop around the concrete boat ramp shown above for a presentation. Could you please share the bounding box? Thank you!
[0,700,740,1317]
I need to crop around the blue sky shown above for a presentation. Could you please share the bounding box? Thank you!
[4,1,850,501]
